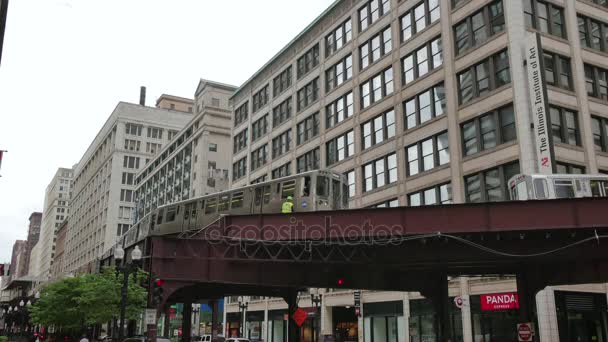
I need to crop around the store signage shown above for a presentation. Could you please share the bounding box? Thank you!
[145,308,157,325]
[453,295,469,309]
[517,322,535,341]
[526,32,555,174]
[480,292,519,311]
[354,290,361,316]
[292,307,308,327]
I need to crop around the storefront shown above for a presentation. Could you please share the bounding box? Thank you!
[226,312,241,338]
[409,298,436,342]
[268,310,287,342]
[332,306,358,342]
[299,308,318,342]
[470,292,520,342]
[246,311,264,342]
[363,301,404,342]
[555,291,608,342]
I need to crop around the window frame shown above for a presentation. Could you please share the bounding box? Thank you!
[453,0,505,56]
[360,26,392,70]
[272,129,292,159]
[408,182,452,206]
[403,83,446,130]
[592,115,608,152]
[524,0,566,38]
[360,67,394,109]
[326,54,353,93]
[273,66,292,97]
[549,105,581,146]
[273,97,293,127]
[362,153,398,192]
[296,148,321,173]
[464,161,520,202]
[297,112,320,145]
[326,91,354,128]
[400,0,441,43]
[326,130,355,166]
[457,49,510,105]
[361,109,396,150]
[326,19,353,57]
[297,78,320,112]
[460,104,516,157]
[406,131,450,176]
[543,51,572,91]
[401,37,443,86]
[233,129,248,154]
[250,144,269,171]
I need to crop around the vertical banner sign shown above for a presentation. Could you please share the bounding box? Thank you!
[526,33,555,174]
[353,290,361,317]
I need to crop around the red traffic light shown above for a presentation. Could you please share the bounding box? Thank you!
[155,278,165,286]
[337,278,344,286]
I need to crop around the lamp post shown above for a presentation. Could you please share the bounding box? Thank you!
[114,245,142,341]
[237,297,248,338]
[192,305,200,337]
[310,289,322,342]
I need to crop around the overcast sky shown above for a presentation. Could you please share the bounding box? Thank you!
[0,0,335,262]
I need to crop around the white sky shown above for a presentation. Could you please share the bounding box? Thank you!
[0,0,335,262]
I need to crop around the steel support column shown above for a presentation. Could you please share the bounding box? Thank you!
[183,303,192,342]
[421,273,451,342]
[211,300,219,341]
[516,269,543,339]
[284,288,301,342]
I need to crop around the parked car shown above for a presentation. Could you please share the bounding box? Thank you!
[192,336,212,342]
[225,338,250,342]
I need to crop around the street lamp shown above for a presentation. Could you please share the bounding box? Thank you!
[310,289,322,342]
[114,245,142,341]
[237,296,248,338]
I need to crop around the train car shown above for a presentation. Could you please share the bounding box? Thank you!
[120,170,348,249]
[509,174,608,200]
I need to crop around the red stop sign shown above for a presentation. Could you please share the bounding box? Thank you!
[517,323,533,341]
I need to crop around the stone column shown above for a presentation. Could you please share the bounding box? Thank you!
[263,298,270,342]
[401,292,410,342]
[459,277,473,342]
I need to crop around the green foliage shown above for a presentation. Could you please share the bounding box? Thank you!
[0,336,8,342]
[30,267,148,329]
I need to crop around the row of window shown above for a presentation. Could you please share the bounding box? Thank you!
[252,85,269,113]
[297,78,320,112]
[326,54,353,93]
[454,0,504,56]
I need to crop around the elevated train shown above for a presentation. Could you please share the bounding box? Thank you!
[112,170,348,253]
[509,173,608,200]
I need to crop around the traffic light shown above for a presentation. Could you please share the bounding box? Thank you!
[152,278,165,306]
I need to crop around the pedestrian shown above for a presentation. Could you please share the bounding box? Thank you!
[79,334,89,342]
[282,196,294,213]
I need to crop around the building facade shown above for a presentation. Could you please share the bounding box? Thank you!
[49,219,68,280]
[64,101,193,274]
[24,212,41,276]
[32,167,74,280]
[135,80,236,218]
[156,94,195,114]
[8,240,26,279]
[226,0,608,341]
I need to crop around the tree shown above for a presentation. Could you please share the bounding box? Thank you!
[30,267,148,332]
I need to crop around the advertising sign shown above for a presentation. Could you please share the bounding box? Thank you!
[480,292,519,311]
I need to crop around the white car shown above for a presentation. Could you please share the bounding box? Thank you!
[225,338,250,342]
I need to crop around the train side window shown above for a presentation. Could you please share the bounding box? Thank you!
[590,180,602,197]
[157,209,164,224]
[255,187,263,206]
[184,204,190,220]
[231,192,244,208]
[554,180,575,198]
[516,181,528,200]
[219,195,230,211]
[264,185,271,204]
[200,200,205,209]
[302,177,311,197]
[166,207,177,222]
[191,204,197,219]
[205,198,217,214]
[533,179,547,199]
[281,181,296,199]
[316,176,329,197]
[342,183,349,207]
[603,181,608,196]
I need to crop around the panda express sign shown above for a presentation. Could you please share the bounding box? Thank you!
[480,292,520,311]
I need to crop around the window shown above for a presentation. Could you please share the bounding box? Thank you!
[122,172,135,185]
[326,54,353,92]
[360,26,392,70]
[523,0,565,38]
[457,50,510,105]
[402,37,442,85]
[125,123,142,136]
[116,224,130,236]
[461,104,516,156]
[232,157,247,180]
[406,131,449,176]
[123,156,140,169]
[273,97,293,126]
[578,15,608,53]
[370,198,399,208]
[235,102,249,127]
[252,85,269,112]
[544,51,572,90]
[556,162,585,174]
[124,139,141,151]
[550,106,580,146]
[272,129,292,158]
[120,189,134,202]
[409,183,452,206]
[118,206,133,220]
[233,129,248,154]
[345,170,356,198]
[326,130,355,166]
[272,162,292,179]
[584,63,608,101]
[362,109,396,150]
[361,67,394,109]
[591,116,608,152]
[297,112,320,145]
[273,66,292,97]
[452,0,468,8]
[211,98,220,107]
[363,153,397,191]
[403,83,446,130]
[359,0,390,32]
[453,1,504,55]
[251,175,267,184]
[296,148,320,173]
[326,19,353,57]
[146,142,161,154]
[297,78,320,111]
[209,143,217,152]
[465,161,520,202]
[147,127,163,139]
[251,144,268,170]
[297,44,320,79]
[400,0,441,42]
[168,130,178,140]
[326,91,354,128]
[252,114,269,142]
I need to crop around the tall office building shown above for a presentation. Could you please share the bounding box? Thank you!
[64,101,193,274]
[225,0,608,341]
[9,240,26,279]
[23,212,41,276]
[135,80,236,218]
[32,167,74,280]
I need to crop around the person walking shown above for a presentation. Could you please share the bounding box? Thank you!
[282,196,294,213]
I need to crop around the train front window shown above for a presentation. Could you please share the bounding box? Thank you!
[554,180,575,198]
[534,179,548,199]
[317,176,329,197]
[281,181,296,199]
[516,181,528,200]
[219,195,230,211]
[157,209,164,224]
[590,180,608,197]
[231,192,244,208]
[166,207,177,222]
[205,198,217,214]
[302,177,311,197]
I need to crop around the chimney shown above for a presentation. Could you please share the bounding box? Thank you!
[139,86,146,106]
